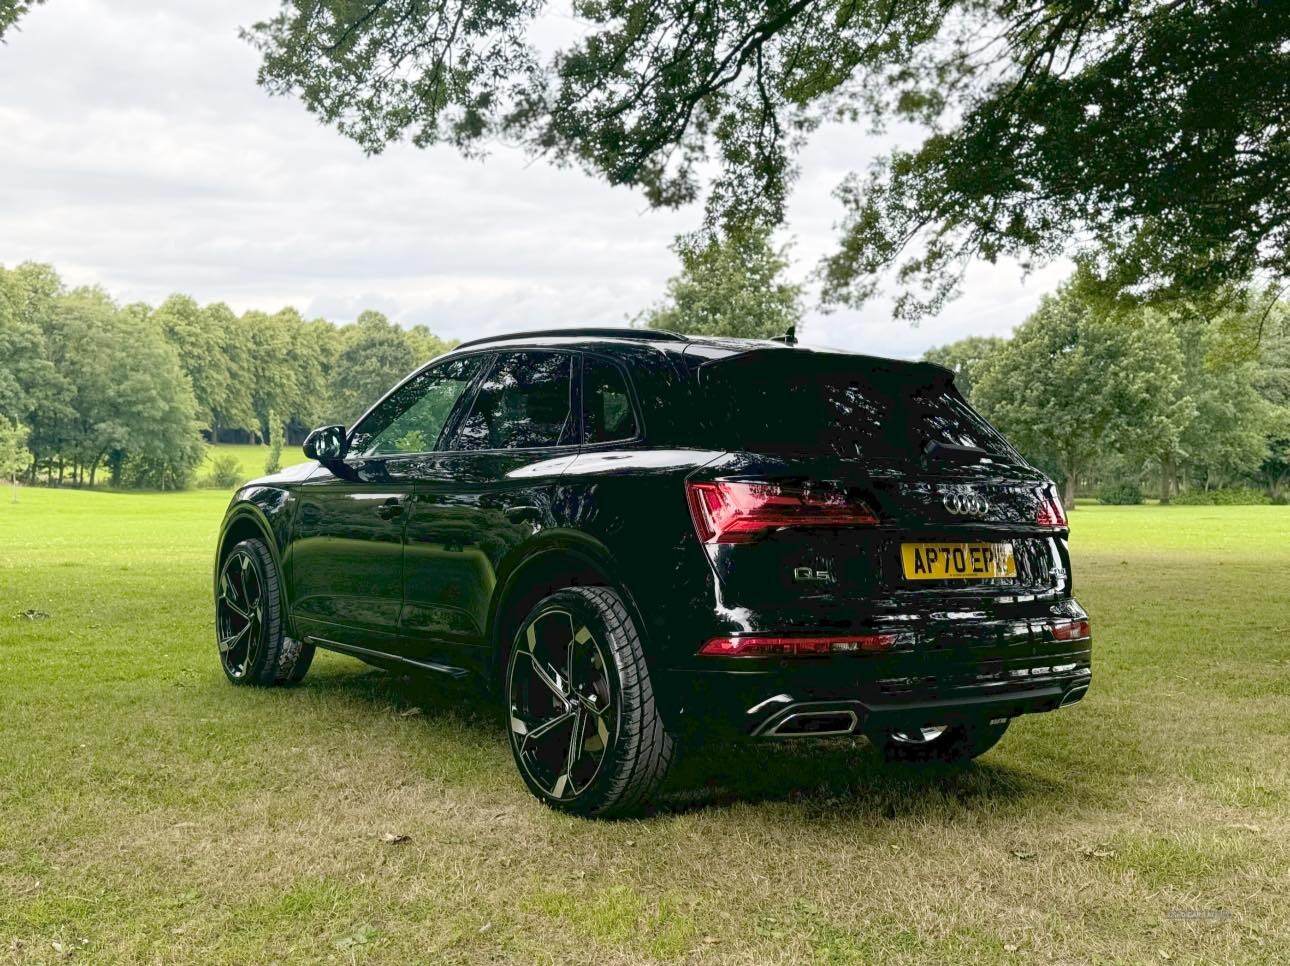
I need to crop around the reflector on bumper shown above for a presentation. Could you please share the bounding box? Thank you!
[698,633,911,657]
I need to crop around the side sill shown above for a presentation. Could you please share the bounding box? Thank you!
[306,636,472,680]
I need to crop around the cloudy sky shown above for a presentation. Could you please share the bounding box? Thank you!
[0,0,1071,359]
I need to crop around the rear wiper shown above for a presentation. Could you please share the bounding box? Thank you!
[923,440,989,462]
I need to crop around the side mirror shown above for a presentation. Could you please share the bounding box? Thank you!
[303,425,348,464]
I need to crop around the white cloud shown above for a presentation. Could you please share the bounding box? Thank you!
[0,0,1068,357]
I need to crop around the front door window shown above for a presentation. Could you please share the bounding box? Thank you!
[349,354,487,458]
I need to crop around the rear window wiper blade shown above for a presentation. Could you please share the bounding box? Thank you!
[923,440,990,462]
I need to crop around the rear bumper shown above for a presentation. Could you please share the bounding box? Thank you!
[749,678,1089,738]
[657,624,1092,739]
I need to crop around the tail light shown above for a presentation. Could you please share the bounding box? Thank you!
[698,633,906,658]
[686,480,878,544]
[1051,618,1090,642]
[1036,489,1068,528]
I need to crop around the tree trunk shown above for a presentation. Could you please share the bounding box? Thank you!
[1160,455,1176,504]
[1061,462,1078,507]
[89,462,97,487]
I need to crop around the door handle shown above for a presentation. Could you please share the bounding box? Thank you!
[376,497,405,520]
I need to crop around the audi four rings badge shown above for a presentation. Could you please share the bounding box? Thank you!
[943,492,989,515]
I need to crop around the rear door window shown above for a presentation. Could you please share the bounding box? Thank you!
[447,351,576,451]
[582,356,638,443]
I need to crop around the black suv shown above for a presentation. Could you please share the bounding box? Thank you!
[214,328,1090,815]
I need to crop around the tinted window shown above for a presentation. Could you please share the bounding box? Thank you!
[691,353,1018,462]
[449,351,574,451]
[350,355,485,457]
[583,356,638,443]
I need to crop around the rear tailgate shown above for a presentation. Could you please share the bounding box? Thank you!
[681,348,1068,611]
[691,452,1067,613]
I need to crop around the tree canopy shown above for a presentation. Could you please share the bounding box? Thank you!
[0,1,45,42]
[932,274,1287,502]
[640,225,803,339]
[244,1,1288,317]
[921,335,1005,400]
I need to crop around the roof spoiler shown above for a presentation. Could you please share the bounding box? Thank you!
[695,347,955,386]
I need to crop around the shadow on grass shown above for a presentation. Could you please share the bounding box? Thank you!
[302,662,1071,821]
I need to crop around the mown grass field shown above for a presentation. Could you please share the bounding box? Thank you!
[1,491,1287,964]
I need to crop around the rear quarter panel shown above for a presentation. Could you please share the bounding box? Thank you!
[557,447,726,668]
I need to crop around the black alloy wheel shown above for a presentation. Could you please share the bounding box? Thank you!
[508,605,615,802]
[217,546,266,681]
[215,537,312,686]
[505,587,674,816]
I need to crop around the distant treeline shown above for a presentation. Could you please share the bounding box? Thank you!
[0,263,454,489]
[924,273,1289,504]
[3,261,1286,500]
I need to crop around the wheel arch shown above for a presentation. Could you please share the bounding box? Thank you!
[486,534,648,690]
[215,502,296,634]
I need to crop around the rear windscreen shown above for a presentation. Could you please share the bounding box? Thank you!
[690,353,1019,461]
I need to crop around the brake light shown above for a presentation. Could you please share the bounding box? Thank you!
[1051,619,1090,642]
[698,633,904,657]
[686,480,877,544]
[1036,490,1068,528]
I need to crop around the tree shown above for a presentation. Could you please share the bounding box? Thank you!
[153,294,233,436]
[202,302,258,441]
[241,307,333,440]
[973,275,1188,505]
[32,284,123,486]
[921,336,1006,402]
[1,274,209,489]
[0,417,29,501]
[45,288,207,489]
[245,1,1288,316]
[1170,313,1270,496]
[0,263,75,482]
[0,1,44,42]
[405,323,454,367]
[265,409,285,474]
[1253,324,1290,498]
[640,225,803,339]
[1129,288,1286,499]
[330,310,418,424]
[4,260,459,488]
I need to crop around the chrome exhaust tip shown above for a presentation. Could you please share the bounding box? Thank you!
[1060,685,1089,708]
[764,709,858,737]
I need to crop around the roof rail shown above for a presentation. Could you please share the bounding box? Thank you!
[453,327,690,351]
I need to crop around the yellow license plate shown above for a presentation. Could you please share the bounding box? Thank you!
[901,542,1016,580]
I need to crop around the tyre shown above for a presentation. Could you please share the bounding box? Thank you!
[505,586,674,817]
[215,538,311,687]
[867,717,1010,764]
[275,635,316,685]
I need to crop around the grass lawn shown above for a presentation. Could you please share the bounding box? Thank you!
[1,492,1287,963]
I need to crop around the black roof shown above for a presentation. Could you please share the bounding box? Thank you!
[444,326,952,380]
[453,327,689,350]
